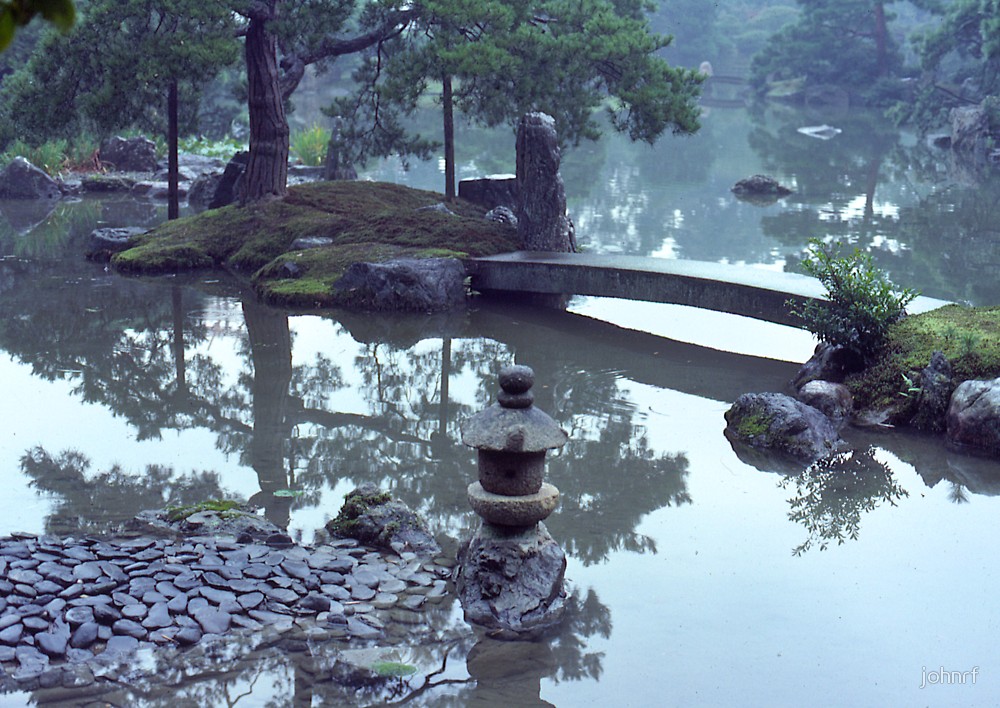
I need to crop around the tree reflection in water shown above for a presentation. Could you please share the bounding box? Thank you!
[780,446,909,556]
[20,447,233,537]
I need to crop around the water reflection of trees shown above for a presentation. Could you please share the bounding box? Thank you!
[745,106,1000,305]
[20,447,232,537]
[780,447,908,556]
[1,239,693,568]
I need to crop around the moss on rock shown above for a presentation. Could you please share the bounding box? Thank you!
[847,305,1000,416]
[110,181,519,308]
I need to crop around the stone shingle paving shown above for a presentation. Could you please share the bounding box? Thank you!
[0,533,453,688]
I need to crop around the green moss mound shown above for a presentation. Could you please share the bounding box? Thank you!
[111,181,519,307]
[848,304,1000,415]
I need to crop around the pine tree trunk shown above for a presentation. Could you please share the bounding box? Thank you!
[442,74,456,199]
[242,15,288,203]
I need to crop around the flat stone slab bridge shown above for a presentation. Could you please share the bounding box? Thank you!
[464,252,948,327]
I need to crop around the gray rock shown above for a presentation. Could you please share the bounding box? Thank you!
[332,257,467,312]
[289,236,334,250]
[947,377,1000,454]
[111,619,146,639]
[792,343,864,388]
[796,380,853,422]
[950,105,990,155]
[913,351,954,433]
[516,113,574,252]
[69,622,99,649]
[209,151,248,208]
[724,392,844,462]
[187,173,222,210]
[455,522,567,638]
[484,206,517,227]
[99,136,158,172]
[459,175,518,210]
[326,484,441,556]
[84,227,146,262]
[0,157,62,200]
[193,607,231,635]
[103,635,139,655]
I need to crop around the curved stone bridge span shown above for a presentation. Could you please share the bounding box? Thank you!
[464,252,947,327]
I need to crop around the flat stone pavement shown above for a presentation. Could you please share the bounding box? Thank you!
[0,532,453,692]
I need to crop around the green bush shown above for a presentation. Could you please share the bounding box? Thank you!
[291,124,329,166]
[792,239,918,363]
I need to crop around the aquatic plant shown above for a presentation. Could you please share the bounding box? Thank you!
[791,239,918,363]
[371,661,417,677]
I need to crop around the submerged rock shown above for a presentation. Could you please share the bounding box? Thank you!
[731,174,792,202]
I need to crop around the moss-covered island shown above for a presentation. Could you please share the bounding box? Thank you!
[846,304,1000,421]
[111,181,519,308]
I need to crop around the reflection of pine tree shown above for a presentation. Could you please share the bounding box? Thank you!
[780,446,908,555]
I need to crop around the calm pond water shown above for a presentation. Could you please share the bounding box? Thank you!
[1,106,1000,706]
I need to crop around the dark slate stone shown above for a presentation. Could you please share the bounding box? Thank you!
[280,560,312,581]
[63,606,94,627]
[154,581,182,598]
[69,622,99,649]
[172,572,201,592]
[111,619,147,639]
[724,392,844,464]
[62,547,97,562]
[237,592,265,611]
[193,607,231,635]
[187,597,209,614]
[141,591,168,605]
[263,587,299,605]
[243,564,272,579]
[34,580,63,596]
[0,623,23,645]
[201,587,237,606]
[72,562,103,582]
[58,584,85,600]
[298,594,331,613]
[174,627,202,646]
[93,604,121,625]
[36,629,69,658]
[14,584,37,598]
[103,635,139,655]
[8,569,43,584]
[18,604,44,617]
[141,603,172,630]
[167,595,188,614]
[22,616,49,633]
[345,617,382,639]
[121,604,148,621]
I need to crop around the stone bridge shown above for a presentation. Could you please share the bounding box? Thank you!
[463,252,947,327]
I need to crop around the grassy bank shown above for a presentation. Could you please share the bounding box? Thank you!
[846,304,1000,419]
[111,181,518,307]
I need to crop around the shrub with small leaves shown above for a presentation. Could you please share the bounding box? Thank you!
[792,239,918,363]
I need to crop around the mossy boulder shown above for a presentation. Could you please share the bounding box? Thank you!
[326,483,440,556]
[724,392,844,463]
[110,181,519,309]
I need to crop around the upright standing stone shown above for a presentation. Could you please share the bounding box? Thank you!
[515,113,574,252]
[456,365,569,638]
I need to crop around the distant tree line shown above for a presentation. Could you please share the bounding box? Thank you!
[1,0,996,204]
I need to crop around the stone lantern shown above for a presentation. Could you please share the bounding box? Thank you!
[455,364,569,638]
